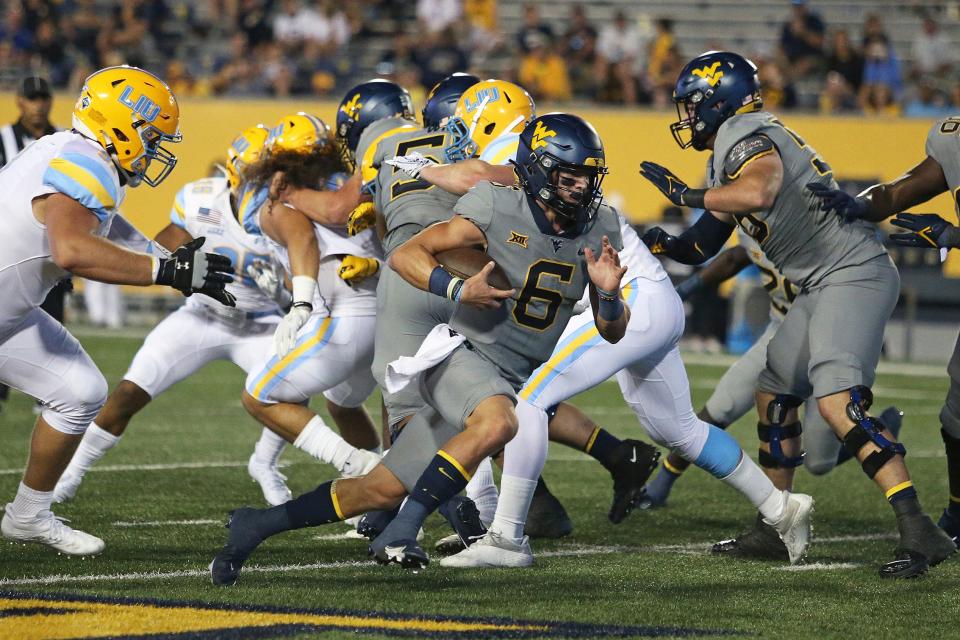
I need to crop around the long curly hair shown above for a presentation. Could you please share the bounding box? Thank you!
[244,142,349,195]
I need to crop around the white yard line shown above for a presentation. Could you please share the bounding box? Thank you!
[112,519,222,528]
[0,461,252,476]
[0,533,892,586]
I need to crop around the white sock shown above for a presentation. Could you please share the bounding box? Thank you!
[490,474,538,541]
[465,458,499,527]
[64,422,121,479]
[10,482,53,519]
[293,415,356,471]
[720,454,786,522]
[252,428,286,467]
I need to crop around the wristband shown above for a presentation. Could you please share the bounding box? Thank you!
[940,225,960,249]
[598,296,624,321]
[681,188,707,209]
[428,265,465,301]
[291,275,317,308]
[595,286,620,300]
[151,256,161,283]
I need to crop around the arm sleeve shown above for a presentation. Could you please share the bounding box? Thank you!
[42,151,119,222]
[662,211,736,265]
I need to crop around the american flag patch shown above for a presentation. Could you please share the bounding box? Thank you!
[196,207,222,225]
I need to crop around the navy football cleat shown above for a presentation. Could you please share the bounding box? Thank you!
[209,507,270,586]
[938,508,960,548]
[437,496,487,554]
[370,537,429,570]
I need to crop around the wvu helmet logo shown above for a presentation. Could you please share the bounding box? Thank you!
[340,93,363,120]
[530,121,557,151]
[691,62,724,87]
[507,231,528,248]
[117,85,160,122]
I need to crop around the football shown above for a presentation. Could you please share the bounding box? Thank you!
[436,247,512,291]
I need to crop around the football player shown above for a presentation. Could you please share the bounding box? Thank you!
[640,50,955,577]
[0,66,233,555]
[637,229,903,559]
[237,112,382,479]
[803,113,960,549]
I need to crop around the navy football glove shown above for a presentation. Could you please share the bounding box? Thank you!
[640,161,697,207]
[806,183,868,224]
[641,226,679,255]
[889,213,960,249]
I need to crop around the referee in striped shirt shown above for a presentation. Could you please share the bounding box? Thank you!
[0,76,69,411]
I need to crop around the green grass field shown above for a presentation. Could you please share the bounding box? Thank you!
[0,330,957,639]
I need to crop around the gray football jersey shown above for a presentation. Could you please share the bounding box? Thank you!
[737,227,796,320]
[373,127,461,255]
[355,116,419,189]
[710,112,887,288]
[449,181,622,387]
[925,116,960,215]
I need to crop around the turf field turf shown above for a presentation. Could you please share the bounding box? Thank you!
[0,330,957,639]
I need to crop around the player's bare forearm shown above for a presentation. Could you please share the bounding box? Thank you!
[859,156,949,221]
[585,237,629,343]
[704,152,783,214]
[420,161,517,196]
[41,193,155,285]
[699,246,751,287]
[284,174,366,226]
[389,215,487,290]
[261,203,319,279]
[154,223,193,253]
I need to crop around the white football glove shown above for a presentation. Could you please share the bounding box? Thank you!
[247,260,292,309]
[273,305,311,358]
[384,152,437,180]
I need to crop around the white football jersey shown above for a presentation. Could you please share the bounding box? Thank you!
[169,177,280,317]
[0,131,125,335]
[618,212,668,284]
[238,181,381,317]
[737,227,797,319]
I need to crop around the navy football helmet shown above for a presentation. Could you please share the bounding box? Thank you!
[514,113,607,225]
[422,73,480,131]
[670,51,762,151]
[335,79,414,164]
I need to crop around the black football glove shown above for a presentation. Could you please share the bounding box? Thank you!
[889,213,960,249]
[641,226,680,255]
[155,237,237,306]
[640,161,699,207]
[806,183,869,224]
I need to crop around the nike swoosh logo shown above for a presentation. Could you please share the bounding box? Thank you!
[439,467,454,482]
[384,545,407,558]
[629,447,637,463]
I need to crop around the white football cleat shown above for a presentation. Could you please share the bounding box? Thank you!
[52,471,82,504]
[2,506,105,556]
[342,449,381,478]
[766,491,814,564]
[247,454,292,506]
[439,530,533,568]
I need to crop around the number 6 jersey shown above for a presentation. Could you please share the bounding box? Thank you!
[450,181,622,388]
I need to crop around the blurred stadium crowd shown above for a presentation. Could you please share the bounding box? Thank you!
[2,0,958,116]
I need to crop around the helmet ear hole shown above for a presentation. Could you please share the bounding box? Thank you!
[112,128,129,143]
[484,122,496,135]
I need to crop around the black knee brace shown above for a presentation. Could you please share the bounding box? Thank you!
[758,394,805,469]
[841,386,906,478]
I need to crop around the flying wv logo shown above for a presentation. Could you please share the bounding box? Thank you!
[691,62,724,87]
[530,121,557,151]
[117,85,161,122]
[340,94,363,119]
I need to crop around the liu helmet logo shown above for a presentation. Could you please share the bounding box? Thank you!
[117,85,161,122]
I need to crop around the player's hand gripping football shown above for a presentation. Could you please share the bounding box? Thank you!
[247,259,292,309]
[640,161,692,207]
[806,183,868,224]
[889,212,960,249]
[585,236,627,294]
[338,255,380,284]
[458,261,516,310]
[384,152,437,180]
[155,237,236,307]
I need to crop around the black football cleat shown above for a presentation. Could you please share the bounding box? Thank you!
[880,512,956,579]
[370,537,429,570]
[437,496,487,555]
[608,439,661,524]
[210,507,269,586]
[524,488,573,538]
[355,507,400,541]
[938,508,960,548]
[711,513,789,561]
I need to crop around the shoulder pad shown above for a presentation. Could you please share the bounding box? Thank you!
[723,134,776,180]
